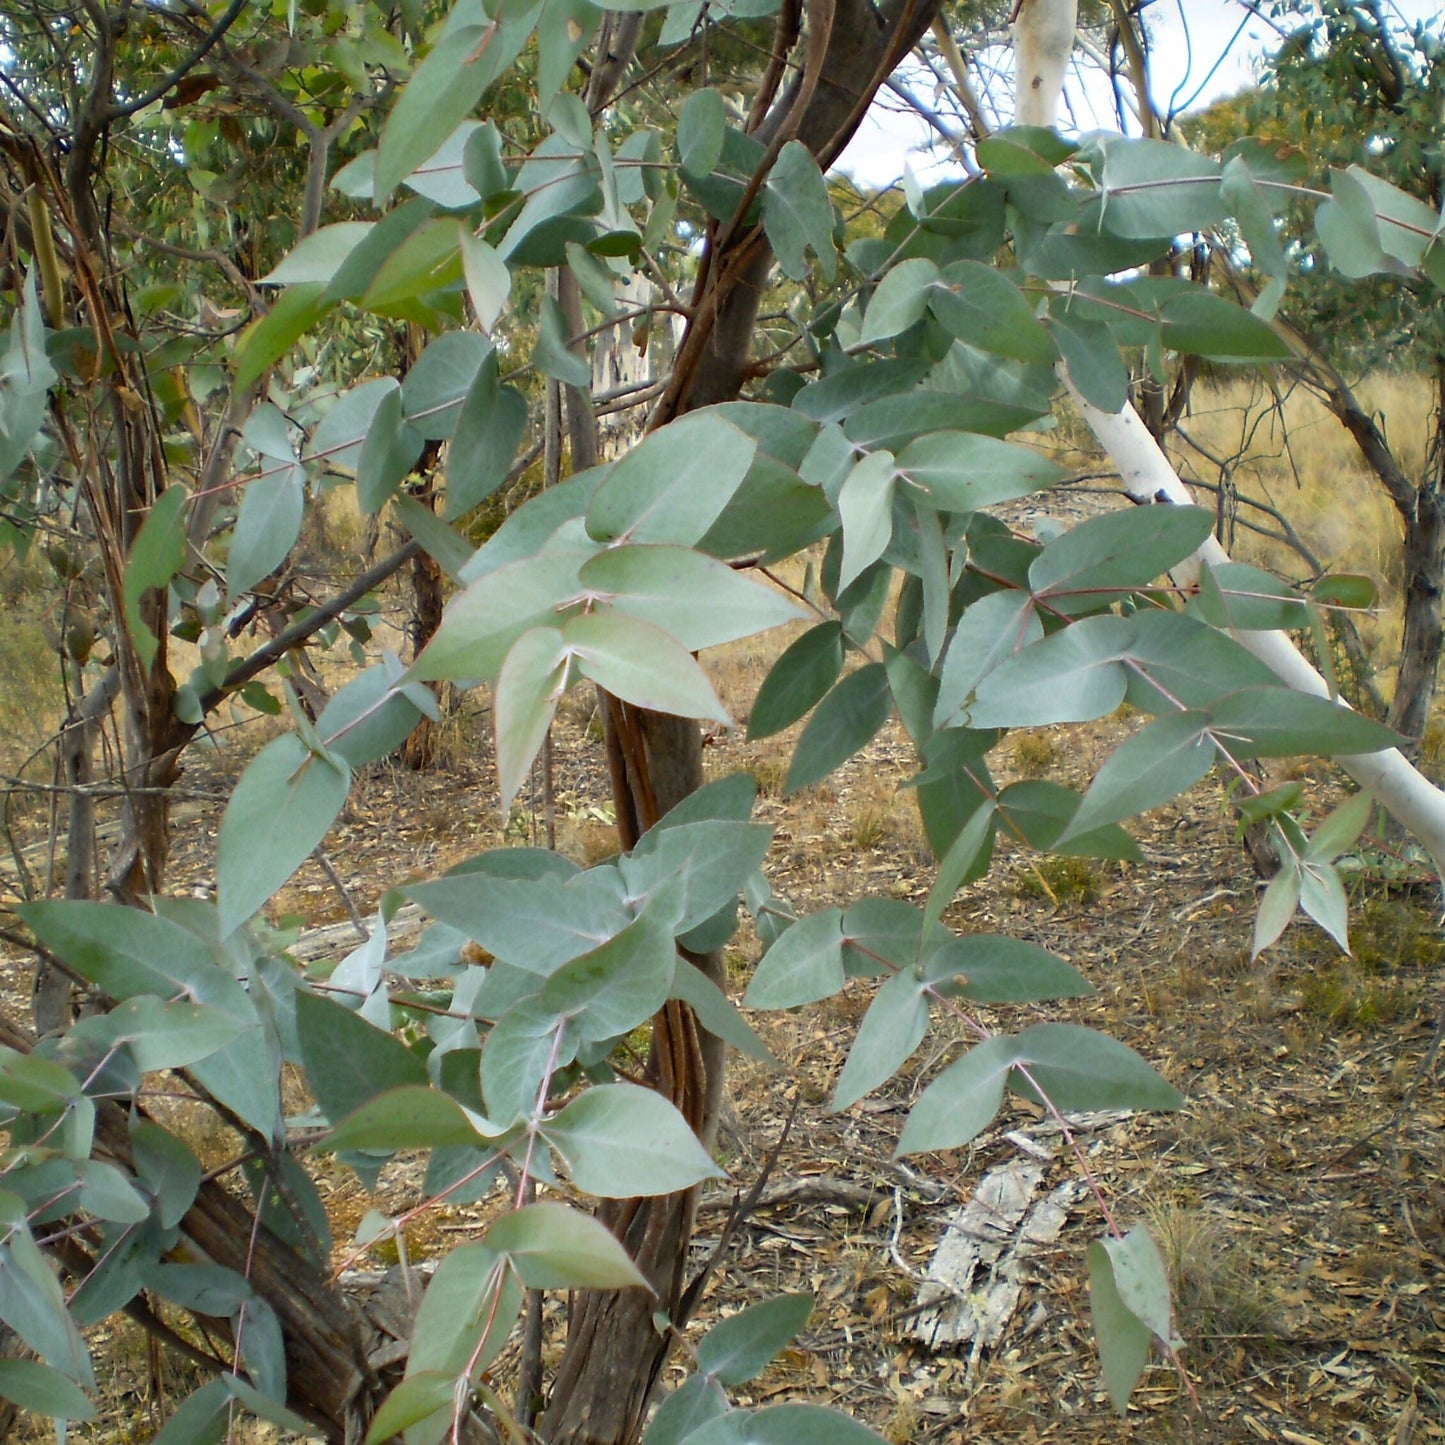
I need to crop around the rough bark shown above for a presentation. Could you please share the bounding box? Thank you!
[401,534,447,769]
[1385,367,1445,750]
[401,453,447,770]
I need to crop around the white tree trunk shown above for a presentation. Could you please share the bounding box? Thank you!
[1012,0,1078,128]
[1071,388,1445,871]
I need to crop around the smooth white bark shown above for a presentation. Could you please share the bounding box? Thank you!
[1012,0,1078,128]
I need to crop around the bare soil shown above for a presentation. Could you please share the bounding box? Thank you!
[3,683,1443,1445]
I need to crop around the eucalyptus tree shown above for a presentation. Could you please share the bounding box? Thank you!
[4,2,1445,1443]
[1187,1,1445,749]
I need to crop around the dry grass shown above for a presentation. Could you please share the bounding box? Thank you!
[1164,374,1435,672]
[1146,1200,1282,1362]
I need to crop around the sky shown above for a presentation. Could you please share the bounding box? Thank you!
[836,0,1445,186]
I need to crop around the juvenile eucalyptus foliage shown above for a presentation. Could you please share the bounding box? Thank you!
[3,0,1445,1440]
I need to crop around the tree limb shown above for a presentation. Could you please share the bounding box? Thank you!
[104,0,250,121]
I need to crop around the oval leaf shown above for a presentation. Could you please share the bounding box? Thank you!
[218,734,350,936]
[542,1084,724,1196]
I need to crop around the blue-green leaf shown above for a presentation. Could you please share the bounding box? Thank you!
[295,990,427,1127]
[763,141,835,282]
[375,1,540,200]
[1087,1239,1153,1414]
[228,467,304,598]
[542,1084,724,1196]
[744,908,844,1009]
[859,258,939,344]
[0,1359,96,1422]
[831,969,928,1110]
[484,1202,649,1289]
[217,734,350,936]
[696,1293,813,1386]
[1059,711,1216,843]
[785,664,891,793]
[579,545,806,651]
[319,1086,493,1153]
[934,591,1043,729]
[565,611,731,722]
[1207,687,1401,758]
[836,450,896,592]
[495,626,569,812]
[749,623,844,740]
[587,414,757,546]
[356,383,423,513]
[897,432,1063,513]
[1028,506,1214,613]
[677,89,726,179]
[541,912,677,1041]
[968,615,1133,728]
[123,487,188,672]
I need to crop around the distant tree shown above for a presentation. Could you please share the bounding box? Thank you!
[1189,1,1445,748]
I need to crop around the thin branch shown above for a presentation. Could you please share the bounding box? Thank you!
[199,540,422,714]
[104,0,250,121]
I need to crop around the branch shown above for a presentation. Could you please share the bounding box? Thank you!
[104,0,250,121]
[1106,0,1160,139]
[927,15,990,148]
[1011,0,1077,128]
[199,540,422,713]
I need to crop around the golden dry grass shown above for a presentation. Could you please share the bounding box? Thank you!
[1164,373,1436,673]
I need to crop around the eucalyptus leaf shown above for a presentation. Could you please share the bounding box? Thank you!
[967,615,1133,728]
[1088,1239,1153,1414]
[483,1201,649,1289]
[744,908,844,1009]
[0,1358,96,1422]
[1059,711,1216,843]
[1253,861,1302,957]
[579,545,806,651]
[678,89,727,180]
[1028,506,1214,613]
[696,1293,813,1386]
[587,413,757,546]
[540,912,677,1041]
[319,1086,492,1153]
[763,141,836,282]
[565,610,731,723]
[123,486,188,672]
[217,734,350,937]
[495,626,569,812]
[860,258,938,343]
[228,466,304,598]
[1207,687,1401,758]
[831,969,928,1110]
[295,990,427,1127]
[542,1084,724,1196]
[785,664,891,793]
